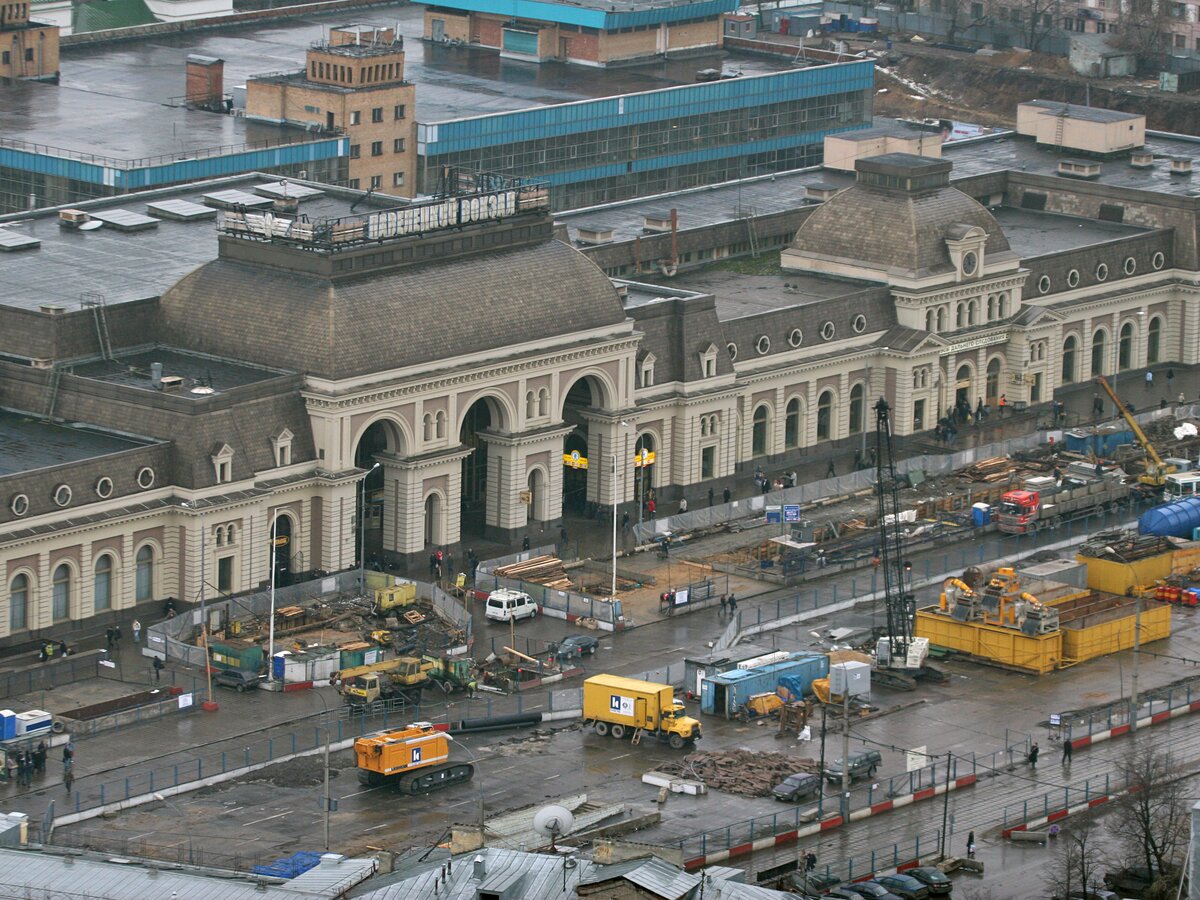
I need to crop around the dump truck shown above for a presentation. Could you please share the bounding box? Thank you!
[354,722,474,793]
[582,674,701,749]
[330,657,432,706]
[997,475,1130,535]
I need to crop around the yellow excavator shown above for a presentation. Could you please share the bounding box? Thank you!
[330,657,432,707]
[1095,375,1175,489]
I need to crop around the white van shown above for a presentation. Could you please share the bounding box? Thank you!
[485,589,538,623]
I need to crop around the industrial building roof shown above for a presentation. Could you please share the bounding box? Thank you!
[72,348,292,395]
[411,0,739,30]
[1021,99,1143,123]
[354,847,598,899]
[0,848,375,899]
[0,409,156,477]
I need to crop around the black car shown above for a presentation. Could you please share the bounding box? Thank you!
[772,772,821,802]
[875,874,931,900]
[789,871,842,894]
[841,882,904,900]
[554,635,600,659]
[906,867,952,896]
[212,669,261,692]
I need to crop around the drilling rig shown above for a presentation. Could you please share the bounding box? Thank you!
[872,398,945,690]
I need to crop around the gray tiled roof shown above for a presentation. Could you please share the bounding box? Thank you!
[159,240,629,380]
[788,181,1011,278]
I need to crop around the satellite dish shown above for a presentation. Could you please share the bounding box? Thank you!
[532,805,574,849]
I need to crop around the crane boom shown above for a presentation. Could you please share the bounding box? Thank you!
[874,398,913,660]
[1094,375,1174,485]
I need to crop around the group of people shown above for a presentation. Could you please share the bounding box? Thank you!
[718,593,738,616]
[427,548,453,581]
[753,468,798,495]
[3,741,49,788]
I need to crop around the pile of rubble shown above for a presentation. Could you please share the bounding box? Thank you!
[657,749,819,798]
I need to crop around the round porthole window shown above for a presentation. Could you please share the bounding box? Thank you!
[10,494,29,517]
[756,335,771,355]
[1096,263,1108,282]
[1124,256,1137,276]
[852,314,867,334]
[726,342,738,361]
[961,251,978,276]
[53,484,72,508]
[821,321,836,341]
[1152,251,1165,270]
[136,466,156,490]
[788,328,803,348]
[1038,275,1051,294]
[95,476,114,499]
[1067,269,1080,288]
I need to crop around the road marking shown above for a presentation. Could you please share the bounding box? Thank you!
[362,822,393,832]
[243,811,290,826]
[221,807,245,815]
[444,799,473,808]
[612,753,632,760]
[545,774,560,780]
[525,705,542,711]
[129,832,156,840]
[339,787,384,799]
[666,647,686,653]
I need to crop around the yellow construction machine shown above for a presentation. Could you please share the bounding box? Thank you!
[1095,375,1175,489]
[354,722,474,793]
[330,657,432,706]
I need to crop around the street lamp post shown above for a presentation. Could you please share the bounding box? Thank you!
[267,511,280,686]
[359,462,381,596]
[152,792,193,865]
[182,501,216,710]
[444,734,484,847]
[311,690,333,850]
[611,421,632,600]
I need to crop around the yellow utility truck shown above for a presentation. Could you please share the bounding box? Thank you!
[331,657,431,707]
[582,674,701,749]
[354,722,473,793]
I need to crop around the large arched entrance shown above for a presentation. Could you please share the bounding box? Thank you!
[460,399,493,536]
[955,364,972,408]
[424,493,443,546]
[633,432,656,520]
[354,419,399,567]
[527,467,547,525]
[560,376,610,517]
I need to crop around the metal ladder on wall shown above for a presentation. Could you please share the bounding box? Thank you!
[43,366,62,420]
[1054,108,1067,149]
[81,292,113,361]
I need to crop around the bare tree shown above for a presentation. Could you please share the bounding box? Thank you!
[1111,0,1177,71]
[1051,812,1104,900]
[1110,746,1189,888]
[985,0,1064,51]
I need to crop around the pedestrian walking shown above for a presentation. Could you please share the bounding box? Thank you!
[708,487,715,508]
[722,485,732,504]
[445,549,454,575]
[1180,391,1187,405]
[62,741,74,769]
[719,594,728,616]
[621,511,630,533]
[826,459,836,478]
[998,394,1007,416]
[1062,738,1072,765]
[966,831,976,859]
[646,498,656,520]
[1145,370,1154,391]
[105,626,115,651]
[679,497,688,514]
[1092,392,1104,418]
[153,656,164,682]
[522,535,530,551]
[33,741,46,776]
[805,850,817,872]
[467,678,477,699]
[113,624,122,650]
[20,752,32,787]
[131,618,142,643]
[559,525,569,553]
[728,593,738,613]
[4,754,15,785]
[1028,741,1039,769]
[63,767,74,795]
[1167,368,1175,391]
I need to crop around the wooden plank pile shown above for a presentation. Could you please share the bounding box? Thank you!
[657,749,819,798]
[493,555,573,590]
[957,456,1015,483]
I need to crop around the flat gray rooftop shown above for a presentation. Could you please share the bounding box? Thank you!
[654,269,868,320]
[989,206,1147,257]
[0,175,387,311]
[72,348,291,395]
[49,3,791,138]
[944,130,1200,199]
[0,409,153,476]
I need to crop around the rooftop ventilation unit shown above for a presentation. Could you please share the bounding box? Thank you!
[642,211,674,233]
[1171,157,1193,176]
[1057,158,1101,180]
[1130,150,1154,169]
[159,376,184,392]
[805,183,841,202]
[575,225,614,245]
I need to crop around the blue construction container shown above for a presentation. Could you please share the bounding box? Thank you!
[0,711,15,741]
[1065,429,1134,457]
[1140,496,1200,539]
[251,851,323,879]
[700,653,828,718]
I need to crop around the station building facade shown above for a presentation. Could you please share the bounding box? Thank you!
[0,145,1197,647]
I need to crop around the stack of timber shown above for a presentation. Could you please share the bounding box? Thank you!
[657,749,818,798]
[493,555,573,590]
[957,456,1015,483]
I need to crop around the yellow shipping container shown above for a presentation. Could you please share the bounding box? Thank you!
[1078,553,1172,596]
[1058,599,1171,663]
[1171,542,1200,577]
[915,608,1063,674]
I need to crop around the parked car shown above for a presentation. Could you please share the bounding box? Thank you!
[906,867,953,896]
[824,749,882,783]
[772,772,822,802]
[484,589,538,622]
[841,881,903,900]
[789,871,842,894]
[875,873,931,900]
[554,635,600,659]
[212,669,261,692]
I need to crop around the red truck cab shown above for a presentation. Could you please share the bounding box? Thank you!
[998,489,1040,534]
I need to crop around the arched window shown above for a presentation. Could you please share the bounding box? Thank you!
[986,358,1001,406]
[752,405,770,457]
[52,563,71,621]
[525,391,536,419]
[136,545,154,603]
[94,555,113,612]
[925,309,936,332]
[1119,322,1134,371]
[817,390,833,441]
[785,398,801,449]
[937,308,947,331]
[1147,316,1162,365]
[955,303,965,329]
[967,299,978,326]
[435,410,447,439]
[9,574,28,632]
[1091,329,1107,377]
[422,413,434,442]
[848,384,865,435]
[538,388,550,418]
[1062,335,1078,384]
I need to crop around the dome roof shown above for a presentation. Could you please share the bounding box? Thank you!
[789,154,1011,279]
[159,239,628,380]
